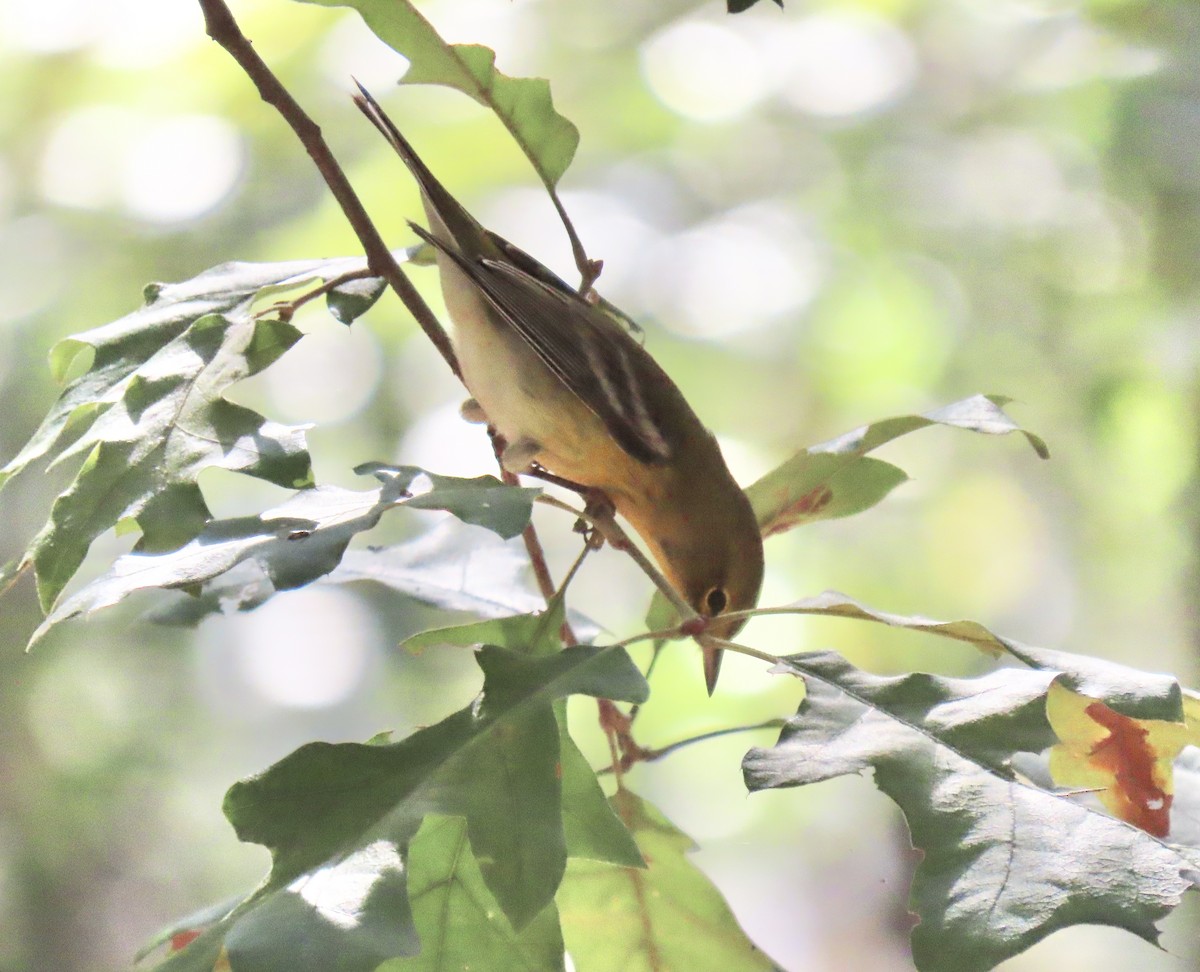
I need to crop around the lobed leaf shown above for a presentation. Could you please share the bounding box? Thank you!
[356,461,538,539]
[649,395,1049,641]
[765,590,1182,720]
[31,467,537,647]
[301,0,579,188]
[1,256,398,612]
[146,520,560,630]
[744,652,1200,972]
[404,605,643,868]
[748,394,1048,538]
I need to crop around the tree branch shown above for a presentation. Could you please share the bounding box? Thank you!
[197,0,460,379]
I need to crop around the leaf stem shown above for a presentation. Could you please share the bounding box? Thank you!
[597,718,787,774]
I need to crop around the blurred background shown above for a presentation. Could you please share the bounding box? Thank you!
[1,0,1198,968]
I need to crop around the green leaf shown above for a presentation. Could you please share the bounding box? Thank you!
[558,789,778,972]
[1,257,397,611]
[648,395,1049,639]
[403,611,560,655]
[378,816,566,972]
[220,645,646,942]
[747,394,1048,538]
[158,644,646,970]
[356,462,539,539]
[558,724,644,869]
[743,652,1200,972]
[406,608,642,867]
[770,590,1182,721]
[146,521,555,629]
[31,467,537,647]
[224,843,417,970]
[326,273,387,325]
[300,0,579,188]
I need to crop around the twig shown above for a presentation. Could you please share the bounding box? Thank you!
[255,266,379,322]
[534,492,696,624]
[487,431,580,645]
[609,627,689,649]
[700,635,783,668]
[598,719,787,774]
[197,0,460,379]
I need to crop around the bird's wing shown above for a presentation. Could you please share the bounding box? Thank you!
[410,223,673,465]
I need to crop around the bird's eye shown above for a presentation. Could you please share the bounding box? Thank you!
[704,587,728,616]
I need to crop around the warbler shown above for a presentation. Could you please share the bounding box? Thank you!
[354,85,763,692]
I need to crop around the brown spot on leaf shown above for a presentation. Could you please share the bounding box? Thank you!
[763,485,834,537]
[1084,702,1172,838]
[170,930,202,952]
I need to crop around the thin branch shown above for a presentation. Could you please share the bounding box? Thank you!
[700,635,783,668]
[487,431,581,646]
[534,490,695,624]
[255,266,379,322]
[609,627,688,649]
[598,719,787,775]
[197,0,460,378]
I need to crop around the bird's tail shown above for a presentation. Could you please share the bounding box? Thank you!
[352,80,484,249]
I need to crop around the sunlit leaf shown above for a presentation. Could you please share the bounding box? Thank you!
[558,789,777,972]
[764,590,1183,719]
[356,462,538,539]
[300,0,579,188]
[330,523,545,614]
[744,652,1200,972]
[748,394,1048,538]
[160,644,646,971]
[0,257,394,611]
[378,816,566,972]
[31,466,537,647]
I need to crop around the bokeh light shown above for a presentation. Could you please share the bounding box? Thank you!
[640,19,769,123]
[121,115,244,224]
[230,587,378,710]
[777,12,918,118]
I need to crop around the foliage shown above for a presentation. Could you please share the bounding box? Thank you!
[4,1,1200,972]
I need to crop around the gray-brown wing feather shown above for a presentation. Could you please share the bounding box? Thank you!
[410,223,673,465]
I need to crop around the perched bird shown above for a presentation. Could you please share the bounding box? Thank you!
[354,84,763,692]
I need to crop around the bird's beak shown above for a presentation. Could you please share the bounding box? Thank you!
[698,613,746,695]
